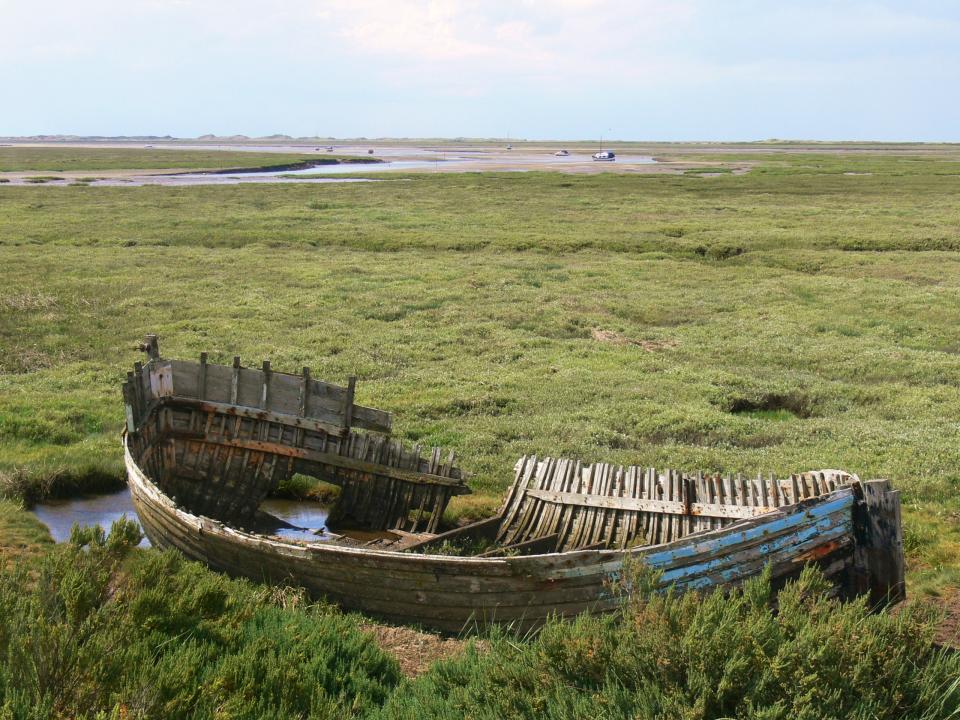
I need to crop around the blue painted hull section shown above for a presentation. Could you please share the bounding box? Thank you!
[643,492,855,567]
[657,511,852,586]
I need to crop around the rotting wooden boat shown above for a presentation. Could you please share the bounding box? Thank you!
[123,336,906,633]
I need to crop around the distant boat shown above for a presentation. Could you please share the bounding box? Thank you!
[326,146,334,152]
[368,149,374,154]
[506,144,513,150]
[592,151,615,161]
[144,145,154,149]
[554,150,569,156]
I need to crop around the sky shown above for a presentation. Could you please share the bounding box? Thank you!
[2,0,959,141]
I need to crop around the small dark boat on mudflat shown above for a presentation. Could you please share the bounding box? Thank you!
[123,336,905,633]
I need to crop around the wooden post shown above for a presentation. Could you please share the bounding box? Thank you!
[261,360,272,409]
[789,475,801,505]
[198,352,208,400]
[125,370,138,423]
[142,334,160,360]
[122,380,136,433]
[341,375,356,435]
[133,361,146,407]
[851,479,906,607]
[299,367,311,416]
[230,356,241,404]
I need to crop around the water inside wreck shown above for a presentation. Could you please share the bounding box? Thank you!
[32,487,349,546]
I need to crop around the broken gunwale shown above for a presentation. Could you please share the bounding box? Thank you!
[126,436,855,578]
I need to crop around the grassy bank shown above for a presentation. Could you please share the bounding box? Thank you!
[0,499,53,560]
[0,147,356,173]
[2,154,960,251]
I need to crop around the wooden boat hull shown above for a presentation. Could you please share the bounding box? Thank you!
[121,337,905,633]
[126,436,900,633]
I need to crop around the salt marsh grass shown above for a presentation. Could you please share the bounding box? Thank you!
[1,146,959,717]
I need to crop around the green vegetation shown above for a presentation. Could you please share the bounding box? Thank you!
[2,146,960,717]
[378,567,960,720]
[3,153,960,251]
[666,151,960,178]
[2,527,957,719]
[682,167,734,176]
[0,499,52,559]
[3,151,960,593]
[0,520,401,719]
[273,474,341,503]
[0,147,361,173]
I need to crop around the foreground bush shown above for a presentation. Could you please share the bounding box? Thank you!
[0,519,401,719]
[2,521,958,720]
[377,567,960,720]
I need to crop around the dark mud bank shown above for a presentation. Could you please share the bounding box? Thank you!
[172,157,384,176]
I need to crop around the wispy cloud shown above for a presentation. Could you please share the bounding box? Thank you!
[316,0,696,83]
[1,0,958,138]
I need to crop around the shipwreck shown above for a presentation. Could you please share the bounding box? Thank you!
[123,336,905,632]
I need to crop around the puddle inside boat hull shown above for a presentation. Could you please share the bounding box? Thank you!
[31,488,337,546]
[257,498,332,542]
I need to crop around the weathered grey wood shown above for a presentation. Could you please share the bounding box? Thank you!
[143,334,160,360]
[491,457,859,553]
[511,457,552,545]
[123,345,892,632]
[198,353,208,400]
[181,434,467,489]
[126,431,872,633]
[643,468,657,545]
[566,461,594,549]
[148,360,174,399]
[621,466,637,547]
[523,488,776,519]
[668,470,679,543]
[122,380,136,433]
[584,462,607,546]
[342,376,356,435]
[132,360,465,532]
[852,479,906,607]
[299,367,311,416]
[230,356,241,404]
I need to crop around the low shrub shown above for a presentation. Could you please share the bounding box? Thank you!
[0,519,401,719]
[376,567,960,719]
